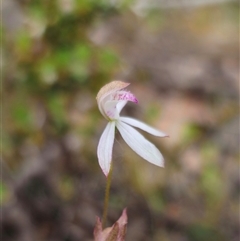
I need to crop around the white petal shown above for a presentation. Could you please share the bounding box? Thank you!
[116,121,164,167]
[104,100,120,119]
[97,122,116,176]
[116,100,128,114]
[104,100,129,120]
[119,117,168,137]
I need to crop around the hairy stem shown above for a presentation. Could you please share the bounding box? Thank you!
[102,163,113,228]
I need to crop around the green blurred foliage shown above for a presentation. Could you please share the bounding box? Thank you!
[181,123,203,146]
[4,0,121,141]
[0,182,11,205]
[187,224,224,241]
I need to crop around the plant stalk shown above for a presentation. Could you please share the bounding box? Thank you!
[102,163,113,228]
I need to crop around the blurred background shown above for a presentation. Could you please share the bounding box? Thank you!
[1,0,239,240]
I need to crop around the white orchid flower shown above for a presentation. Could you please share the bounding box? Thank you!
[97,81,168,176]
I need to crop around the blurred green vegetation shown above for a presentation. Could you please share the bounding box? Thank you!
[0,181,11,204]
[4,0,124,169]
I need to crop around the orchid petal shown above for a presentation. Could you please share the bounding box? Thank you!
[104,101,120,119]
[97,121,116,176]
[116,121,164,167]
[120,117,168,137]
[116,100,128,113]
[96,81,130,102]
[96,81,138,121]
[96,81,130,119]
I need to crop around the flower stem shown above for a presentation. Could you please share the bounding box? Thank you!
[102,163,113,228]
